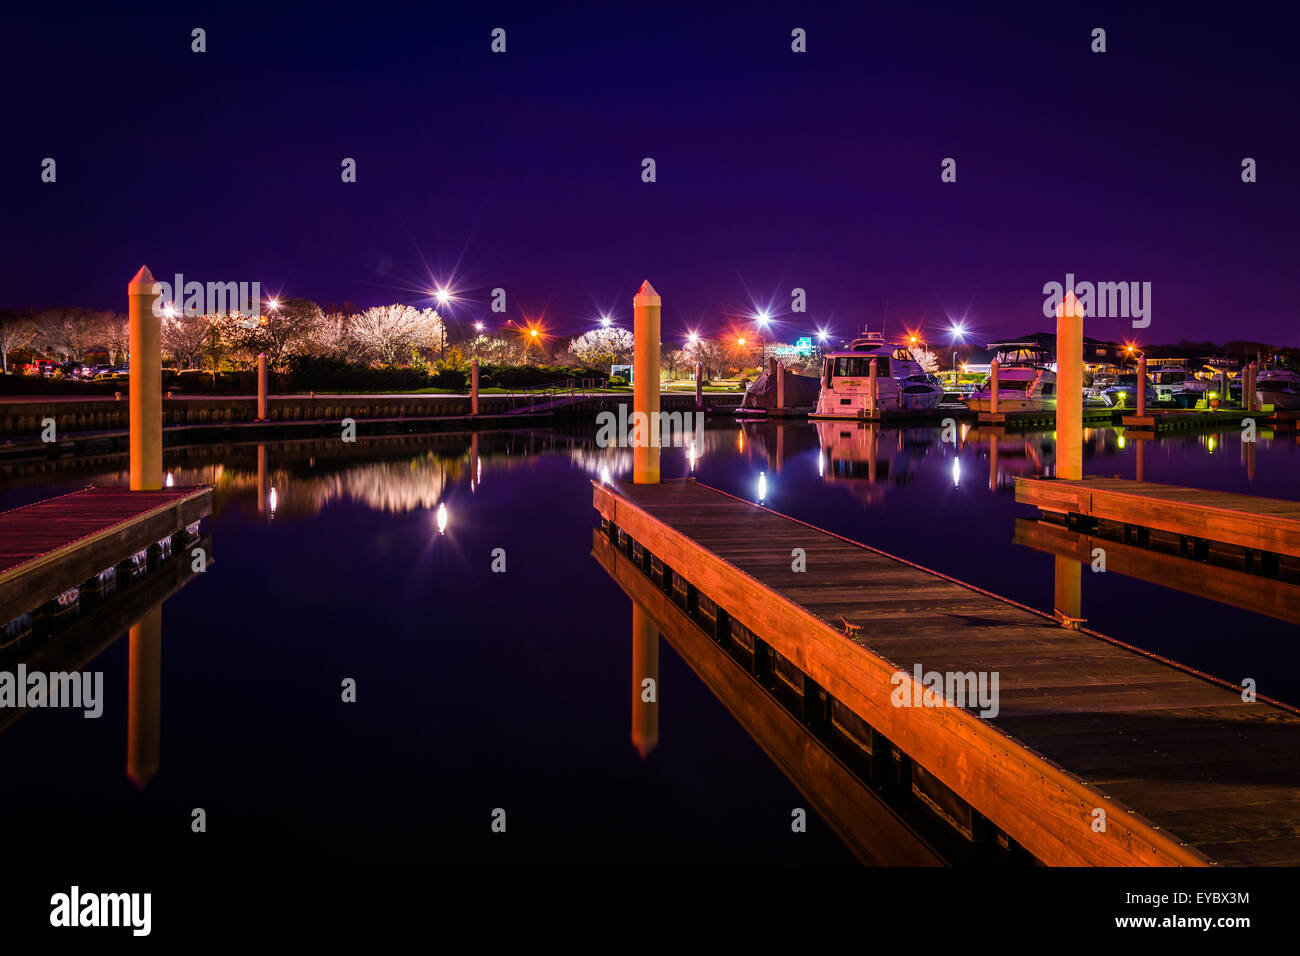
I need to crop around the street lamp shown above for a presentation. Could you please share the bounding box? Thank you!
[949,322,966,386]
[600,314,612,328]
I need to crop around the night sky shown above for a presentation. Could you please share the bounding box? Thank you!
[4,1,1296,347]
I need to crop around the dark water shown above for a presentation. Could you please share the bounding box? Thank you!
[1,420,1296,866]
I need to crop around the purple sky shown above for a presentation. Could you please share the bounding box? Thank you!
[4,1,1297,347]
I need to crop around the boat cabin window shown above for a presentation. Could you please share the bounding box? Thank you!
[831,356,890,378]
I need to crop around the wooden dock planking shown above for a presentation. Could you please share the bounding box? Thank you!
[593,477,1300,866]
[1015,476,1300,558]
[0,485,212,624]
[592,529,946,867]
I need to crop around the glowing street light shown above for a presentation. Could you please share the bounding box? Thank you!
[267,298,280,311]
[600,314,612,328]
[755,310,771,327]
[474,321,484,333]
[434,287,453,306]
[737,336,746,346]
[816,328,829,343]
[687,331,699,345]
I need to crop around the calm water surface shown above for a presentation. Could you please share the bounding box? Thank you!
[1,420,1296,865]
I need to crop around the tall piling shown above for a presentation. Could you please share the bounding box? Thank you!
[471,358,480,415]
[1136,353,1147,418]
[257,352,268,421]
[633,280,661,484]
[1056,291,1084,480]
[128,265,163,490]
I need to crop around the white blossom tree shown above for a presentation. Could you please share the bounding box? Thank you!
[568,327,633,367]
[351,305,446,366]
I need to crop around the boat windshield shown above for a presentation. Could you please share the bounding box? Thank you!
[995,347,1050,366]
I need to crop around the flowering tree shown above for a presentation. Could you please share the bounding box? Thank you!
[304,312,354,360]
[908,347,940,374]
[568,327,633,367]
[465,334,523,365]
[350,305,446,366]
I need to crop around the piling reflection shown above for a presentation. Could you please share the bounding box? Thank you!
[631,605,658,759]
[127,606,161,789]
[0,533,211,788]
[595,527,965,866]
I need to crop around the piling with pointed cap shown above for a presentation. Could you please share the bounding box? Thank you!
[471,358,480,415]
[989,358,1000,415]
[694,361,703,410]
[633,280,661,483]
[776,361,786,410]
[128,265,163,490]
[1056,290,1085,480]
[257,352,268,420]
[1136,353,1147,418]
[868,357,878,416]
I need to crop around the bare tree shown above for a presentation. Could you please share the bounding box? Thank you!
[683,337,724,379]
[162,312,215,369]
[0,313,36,373]
[97,311,129,365]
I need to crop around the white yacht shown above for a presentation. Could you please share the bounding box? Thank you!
[1150,366,1209,408]
[1257,368,1300,410]
[812,331,945,418]
[963,342,1057,413]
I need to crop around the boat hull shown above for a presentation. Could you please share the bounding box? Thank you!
[964,397,1055,413]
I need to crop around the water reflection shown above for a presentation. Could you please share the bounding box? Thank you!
[0,533,211,789]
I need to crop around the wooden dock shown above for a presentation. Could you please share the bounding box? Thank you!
[593,477,1300,866]
[978,406,1115,428]
[1015,476,1300,560]
[0,485,212,625]
[1121,408,1255,431]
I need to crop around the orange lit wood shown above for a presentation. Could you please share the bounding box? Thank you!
[0,486,212,624]
[594,478,1300,866]
[1015,476,1300,558]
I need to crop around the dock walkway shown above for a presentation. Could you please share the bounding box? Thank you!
[1015,476,1300,560]
[593,477,1300,866]
[0,485,212,624]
